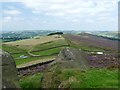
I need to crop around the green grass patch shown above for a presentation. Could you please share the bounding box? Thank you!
[19,73,43,89]
[32,47,63,56]
[15,55,56,65]
[0,43,2,49]
[11,53,29,59]
[79,69,118,88]
[16,55,56,65]
[43,68,118,88]
[2,44,27,54]
[15,57,38,65]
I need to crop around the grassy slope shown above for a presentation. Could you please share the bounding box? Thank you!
[15,56,49,65]
[2,34,119,88]
[64,37,105,52]
[79,69,118,88]
[63,34,119,52]
[19,73,43,89]
[31,39,68,52]
[19,68,118,88]
[43,67,118,88]
[32,47,63,56]
[5,35,64,46]
[41,34,118,88]
[2,36,68,66]
[2,44,27,54]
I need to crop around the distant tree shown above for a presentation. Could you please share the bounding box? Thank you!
[47,32,63,38]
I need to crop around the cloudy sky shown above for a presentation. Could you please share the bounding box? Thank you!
[1,0,119,31]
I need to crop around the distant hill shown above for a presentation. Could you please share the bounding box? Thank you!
[64,33,118,51]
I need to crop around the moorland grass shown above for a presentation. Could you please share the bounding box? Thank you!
[65,39,105,52]
[43,68,118,88]
[19,73,43,89]
[20,68,118,88]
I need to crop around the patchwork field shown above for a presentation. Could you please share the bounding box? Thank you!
[2,35,69,67]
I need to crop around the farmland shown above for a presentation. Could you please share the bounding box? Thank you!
[2,35,69,66]
[1,32,119,88]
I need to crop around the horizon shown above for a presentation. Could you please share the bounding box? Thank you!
[2,30,119,32]
[1,0,119,31]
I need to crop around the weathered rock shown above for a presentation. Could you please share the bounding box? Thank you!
[0,49,20,89]
[54,47,88,70]
[42,48,89,88]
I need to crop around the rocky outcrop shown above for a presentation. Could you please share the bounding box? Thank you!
[42,47,89,88]
[55,47,88,70]
[0,50,20,89]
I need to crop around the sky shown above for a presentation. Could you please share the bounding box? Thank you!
[1,0,119,31]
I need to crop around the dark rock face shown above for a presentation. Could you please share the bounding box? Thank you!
[0,50,20,89]
[55,47,88,70]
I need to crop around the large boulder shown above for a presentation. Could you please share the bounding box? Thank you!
[0,49,20,89]
[54,47,88,70]
[42,48,89,88]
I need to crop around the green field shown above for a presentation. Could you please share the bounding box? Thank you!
[2,36,68,66]
[2,44,27,54]
[32,47,63,56]
[31,39,69,52]
[15,55,56,65]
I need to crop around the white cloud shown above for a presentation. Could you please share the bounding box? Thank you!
[1,0,118,31]
[97,16,117,22]
[45,12,65,16]
[21,0,118,19]
[3,16,24,23]
[3,16,12,22]
[86,19,94,23]
[4,16,11,20]
[73,19,78,22]
[3,10,21,15]
[2,0,118,18]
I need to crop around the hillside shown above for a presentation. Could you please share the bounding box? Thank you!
[64,33,118,51]
[2,33,119,89]
[2,35,69,66]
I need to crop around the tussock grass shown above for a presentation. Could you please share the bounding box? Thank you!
[19,73,43,89]
[43,67,118,88]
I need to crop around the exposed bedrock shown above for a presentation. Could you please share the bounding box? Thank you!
[0,50,20,89]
